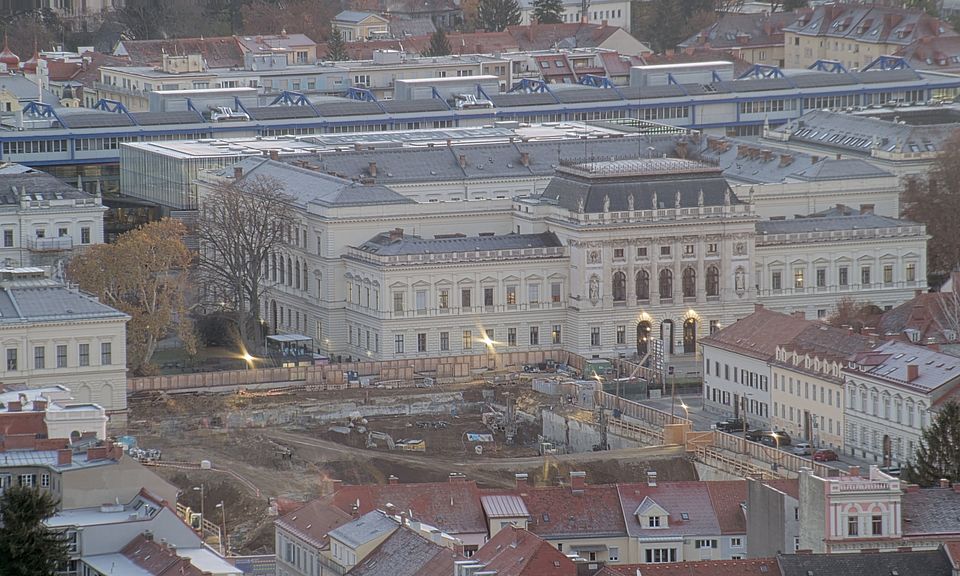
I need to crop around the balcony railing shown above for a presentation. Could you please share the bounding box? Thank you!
[28,236,73,252]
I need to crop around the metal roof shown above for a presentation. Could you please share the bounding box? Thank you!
[328,511,398,549]
[480,495,529,518]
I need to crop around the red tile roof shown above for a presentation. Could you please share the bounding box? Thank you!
[700,307,811,361]
[506,23,625,52]
[473,526,577,576]
[705,481,747,535]
[617,481,723,538]
[942,540,960,569]
[878,292,959,348]
[275,497,354,548]
[120,534,205,576]
[331,480,487,536]
[598,558,781,576]
[116,37,243,68]
[486,483,627,539]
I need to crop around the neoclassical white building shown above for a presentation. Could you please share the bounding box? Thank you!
[196,149,926,367]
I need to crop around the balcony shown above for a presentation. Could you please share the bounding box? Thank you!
[28,236,73,252]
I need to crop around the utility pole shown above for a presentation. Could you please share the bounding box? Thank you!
[669,366,676,417]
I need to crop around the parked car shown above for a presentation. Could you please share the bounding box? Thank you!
[745,429,766,442]
[759,431,792,447]
[792,442,812,456]
[813,449,838,462]
[714,419,745,433]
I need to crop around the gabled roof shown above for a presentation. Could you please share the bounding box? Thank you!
[700,307,810,362]
[480,495,529,519]
[598,558,781,576]
[878,292,960,349]
[506,23,650,54]
[331,480,488,536]
[472,526,577,576]
[236,33,317,54]
[633,495,667,517]
[500,483,628,539]
[274,497,353,548]
[783,4,956,47]
[120,534,205,576]
[335,10,388,23]
[114,37,243,68]
[0,167,91,204]
[845,340,960,391]
[778,324,875,367]
[617,482,723,539]
[347,525,460,576]
[680,11,795,50]
[777,548,952,576]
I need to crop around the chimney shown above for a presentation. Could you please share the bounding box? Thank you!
[57,449,72,466]
[520,152,530,167]
[458,154,467,168]
[848,466,860,478]
[754,303,764,312]
[87,446,108,461]
[6,400,20,412]
[940,478,950,488]
[33,399,47,412]
[907,364,919,382]
[570,471,586,494]
[269,149,279,161]
[779,154,793,167]
[953,483,960,493]
[761,149,772,162]
[448,472,467,483]
[905,483,920,493]
[859,203,874,215]
[143,530,154,541]
[328,479,343,493]
[515,473,529,489]
[233,166,243,179]
[647,470,657,487]
[388,228,403,242]
[368,161,377,178]
[388,474,399,485]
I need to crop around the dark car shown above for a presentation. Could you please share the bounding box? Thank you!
[745,429,766,442]
[813,449,838,462]
[715,419,745,432]
[759,431,791,447]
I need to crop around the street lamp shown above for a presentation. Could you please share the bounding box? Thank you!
[216,501,227,555]
[191,484,205,537]
[679,400,690,421]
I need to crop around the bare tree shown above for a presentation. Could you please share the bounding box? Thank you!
[903,129,960,278]
[936,287,960,340]
[196,174,293,350]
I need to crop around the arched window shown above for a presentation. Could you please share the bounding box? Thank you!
[706,266,720,296]
[659,269,673,300]
[682,267,696,298]
[286,257,293,286]
[278,257,285,285]
[636,270,650,301]
[302,262,309,292]
[612,271,626,301]
[637,321,652,356]
[295,258,301,289]
[271,253,277,281]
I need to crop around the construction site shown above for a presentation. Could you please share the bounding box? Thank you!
[126,367,700,556]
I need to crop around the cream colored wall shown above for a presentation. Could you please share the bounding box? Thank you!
[771,363,845,450]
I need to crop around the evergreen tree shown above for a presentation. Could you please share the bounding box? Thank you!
[326,26,348,61]
[426,28,452,56]
[903,401,960,487]
[0,485,68,576]
[532,0,565,24]
[477,0,522,32]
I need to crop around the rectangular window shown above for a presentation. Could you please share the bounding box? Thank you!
[883,264,893,285]
[34,346,44,369]
[528,284,540,304]
[439,289,449,309]
[529,326,539,345]
[19,474,34,487]
[816,268,826,287]
[461,288,471,308]
[707,243,718,254]
[609,547,619,562]
[731,537,742,547]
[506,286,517,305]
[508,328,517,346]
[684,244,694,256]
[648,516,661,527]
[660,246,671,257]
[484,287,494,306]
[616,325,626,344]
[100,342,112,365]
[552,324,561,344]
[79,343,89,366]
[551,282,561,303]
[415,290,427,312]
[40,473,49,488]
[56,345,67,368]
[772,271,782,290]
[417,333,426,352]
[848,515,858,536]
[6,348,16,371]
[3,230,12,247]
[839,267,849,286]
[395,334,404,354]
[861,267,871,285]
[794,268,804,289]
[637,247,648,258]
[393,292,404,313]
[463,330,473,349]
[872,515,882,535]
[590,327,601,346]
[58,227,68,237]
[614,248,624,259]
[440,331,449,351]
[709,320,720,334]
[907,263,916,282]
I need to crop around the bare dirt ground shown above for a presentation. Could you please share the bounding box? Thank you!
[128,381,696,555]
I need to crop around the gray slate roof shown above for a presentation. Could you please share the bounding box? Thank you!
[0,282,128,324]
[0,168,91,205]
[756,213,916,235]
[347,526,457,576]
[220,158,414,209]
[358,231,561,256]
[781,110,958,156]
[847,340,960,391]
[334,10,384,23]
[309,135,682,184]
[0,74,60,103]
[328,510,398,549]
[540,158,740,213]
[902,488,960,536]
[777,548,952,576]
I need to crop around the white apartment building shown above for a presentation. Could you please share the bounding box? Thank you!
[517,0,632,31]
[0,385,108,441]
[0,163,106,272]
[0,267,129,425]
[843,340,960,467]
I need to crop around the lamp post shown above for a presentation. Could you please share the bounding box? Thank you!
[216,501,227,555]
[679,400,690,422]
[192,484,205,537]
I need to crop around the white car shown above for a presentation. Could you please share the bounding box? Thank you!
[792,442,812,456]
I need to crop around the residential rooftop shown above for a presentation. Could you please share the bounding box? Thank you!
[328,510,399,549]
[846,340,960,392]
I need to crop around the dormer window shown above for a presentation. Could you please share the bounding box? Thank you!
[648,516,661,527]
